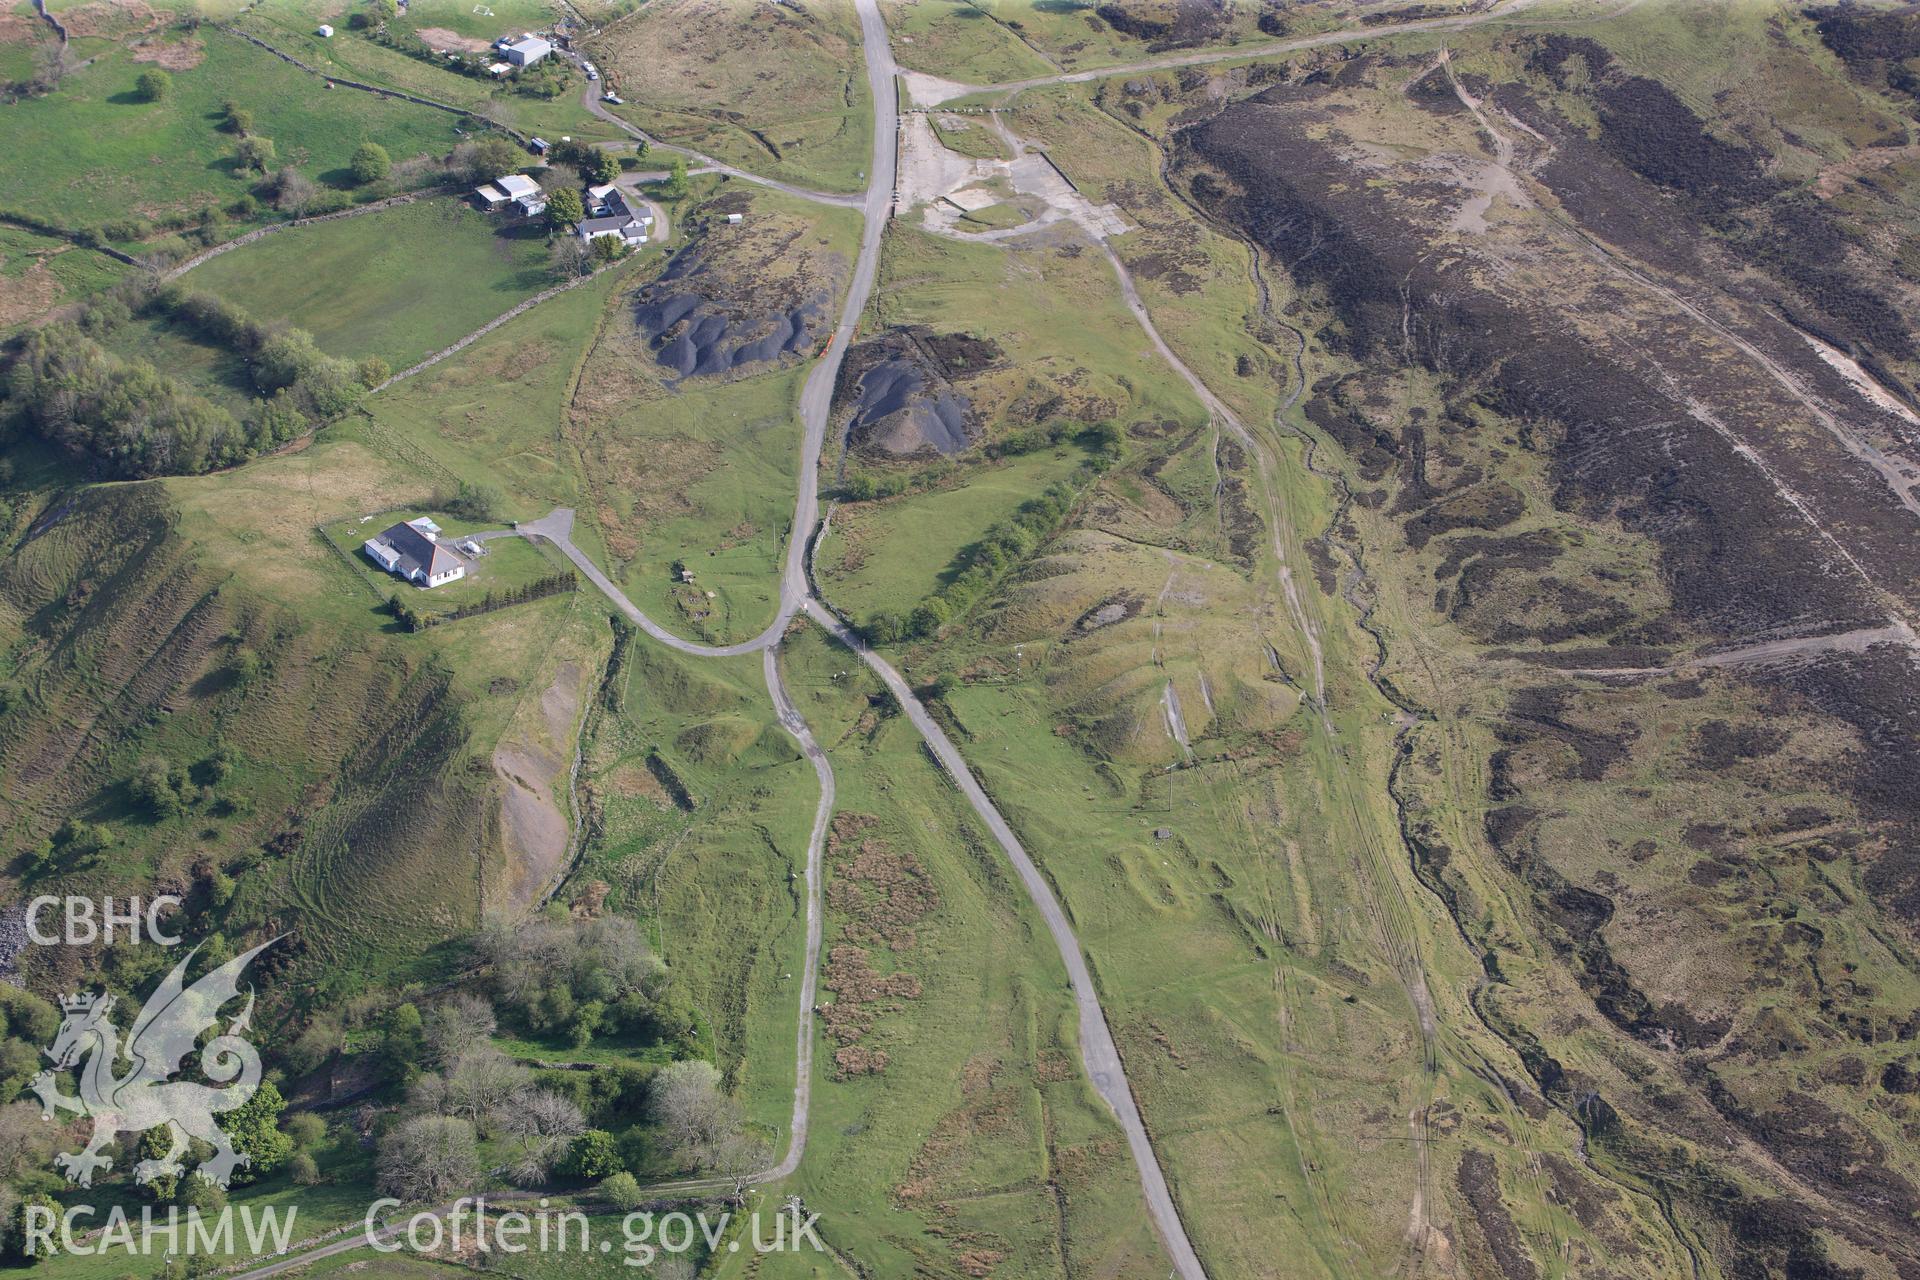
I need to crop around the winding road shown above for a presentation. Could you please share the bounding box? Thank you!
[524,3,1212,1275]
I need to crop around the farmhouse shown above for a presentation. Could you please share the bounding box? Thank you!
[363,518,469,589]
[474,173,544,215]
[577,183,653,247]
[501,33,552,66]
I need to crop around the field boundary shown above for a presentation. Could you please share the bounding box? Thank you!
[164,187,457,280]
[369,256,634,393]
[217,25,531,144]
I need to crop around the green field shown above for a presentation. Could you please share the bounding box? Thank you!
[817,448,1085,625]
[395,0,560,43]
[184,198,556,369]
[237,2,611,142]
[0,31,464,229]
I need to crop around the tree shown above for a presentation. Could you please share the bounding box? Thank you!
[52,818,113,858]
[0,1105,53,1182]
[424,993,496,1067]
[30,40,67,95]
[649,1061,737,1168]
[221,1082,294,1181]
[501,1089,584,1186]
[712,1132,770,1197]
[660,155,688,199]
[221,100,254,135]
[439,1048,530,1129]
[908,598,949,639]
[129,756,184,819]
[549,235,589,280]
[282,1113,327,1151]
[12,1195,61,1259]
[178,1177,226,1214]
[288,1152,321,1186]
[590,233,628,263]
[234,135,277,175]
[370,0,398,19]
[376,1116,477,1201]
[584,149,619,186]
[271,167,316,215]
[546,187,584,229]
[460,135,523,182]
[557,1129,621,1180]
[135,69,170,102]
[350,142,391,185]
[228,647,260,685]
[443,480,503,522]
[380,1002,426,1081]
[357,356,391,388]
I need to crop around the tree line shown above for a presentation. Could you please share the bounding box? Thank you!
[0,278,380,478]
[386,571,578,632]
[860,422,1122,644]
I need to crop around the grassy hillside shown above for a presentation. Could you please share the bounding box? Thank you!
[0,430,603,993]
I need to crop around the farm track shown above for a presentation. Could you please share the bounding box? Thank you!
[905,0,1642,107]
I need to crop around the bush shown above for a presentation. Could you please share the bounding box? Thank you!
[557,1129,621,1179]
[350,142,391,185]
[441,480,504,522]
[134,69,170,102]
[599,1171,643,1210]
[283,1113,327,1151]
[234,135,277,175]
[288,1152,321,1186]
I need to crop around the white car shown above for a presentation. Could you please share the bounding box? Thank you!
[603,92,622,104]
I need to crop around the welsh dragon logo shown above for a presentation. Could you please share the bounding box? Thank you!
[30,939,279,1188]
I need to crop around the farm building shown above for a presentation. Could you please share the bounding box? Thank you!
[364,518,469,589]
[501,34,552,66]
[474,173,545,215]
[577,184,652,246]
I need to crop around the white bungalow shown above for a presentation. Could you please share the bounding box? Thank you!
[363,518,468,589]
